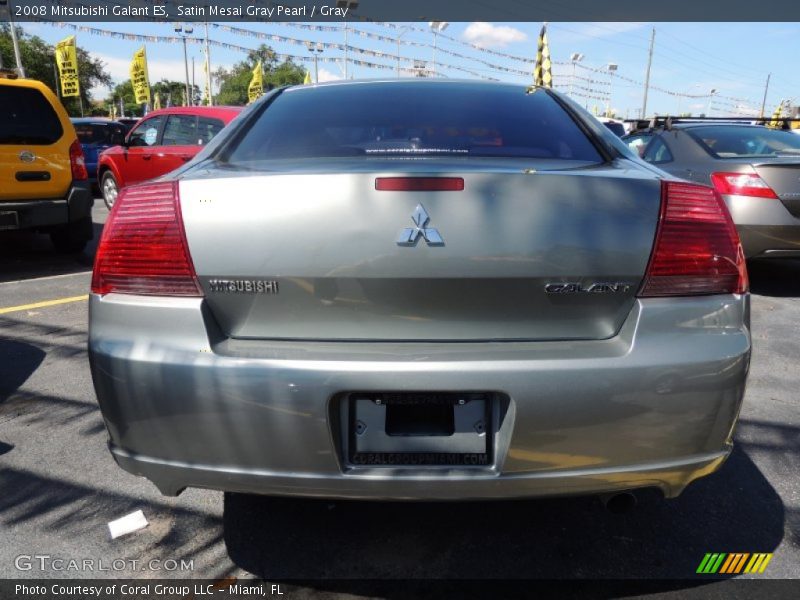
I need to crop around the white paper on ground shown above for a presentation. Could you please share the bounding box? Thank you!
[108,510,148,539]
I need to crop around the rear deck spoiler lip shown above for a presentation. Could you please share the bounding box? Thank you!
[751,159,800,167]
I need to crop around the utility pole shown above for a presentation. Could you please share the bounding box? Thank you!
[641,27,655,119]
[759,73,771,119]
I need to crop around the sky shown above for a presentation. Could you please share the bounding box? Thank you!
[20,20,800,118]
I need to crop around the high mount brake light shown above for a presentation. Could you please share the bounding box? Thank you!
[375,177,465,192]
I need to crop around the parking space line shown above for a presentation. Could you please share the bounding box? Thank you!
[0,295,89,315]
[0,271,93,286]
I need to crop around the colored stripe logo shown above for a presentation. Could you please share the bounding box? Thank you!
[697,553,773,574]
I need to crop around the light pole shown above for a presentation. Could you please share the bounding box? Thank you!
[336,0,359,80]
[396,26,410,78]
[306,42,323,84]
[192,56,196,105]
[429,21,449,77]
[204,20,212,105]
[174,24,194,106]
[706,88,717,117]
[606,63,618,117]
[568,53,584,98]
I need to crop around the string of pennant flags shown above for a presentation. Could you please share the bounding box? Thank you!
[233,22,537,75]
[571,61,759,108]
[45,22,718,100]
[42,20,773,114]
[32,0,780,110]
[48,22,498,80]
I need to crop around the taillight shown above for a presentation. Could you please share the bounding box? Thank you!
[375,177,464,191]
[639,181,748,297]
[710,171,778,199]
[91,181,202,296]
[69,139,88,181]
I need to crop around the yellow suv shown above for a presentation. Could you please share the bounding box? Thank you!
[0,70,93,252]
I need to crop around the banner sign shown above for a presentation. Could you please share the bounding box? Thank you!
[129,46,151,105]
[55,36,80,97]
[248,61,263,104]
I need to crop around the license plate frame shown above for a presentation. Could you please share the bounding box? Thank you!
[347,392,493,467]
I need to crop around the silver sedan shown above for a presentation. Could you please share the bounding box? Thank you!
[630,122,800,259]
[88,80,750,502]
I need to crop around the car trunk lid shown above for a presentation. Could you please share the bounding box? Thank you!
[752,159,800,217]
[179,161,661,342]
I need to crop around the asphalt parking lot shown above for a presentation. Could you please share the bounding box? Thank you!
[0,203,798,592]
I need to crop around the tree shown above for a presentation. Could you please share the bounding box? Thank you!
[105,79,201,117]
[151,79,198,108]
[214,44,305,106]
[109,80,138,118]
[1,24,111,116]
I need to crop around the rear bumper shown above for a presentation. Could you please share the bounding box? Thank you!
[722,193,800,258]
[738,226,800,259]
[88,294,751,500]
[0,181,93,230]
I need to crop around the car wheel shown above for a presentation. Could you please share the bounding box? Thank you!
[101,171,119,210]
[50,216,92,254]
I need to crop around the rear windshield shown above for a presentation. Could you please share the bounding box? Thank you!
[686,125,800,158]
[603,122,626,137]
[0,85,63,145]
[74,123,124,145]
[224,83,603,165]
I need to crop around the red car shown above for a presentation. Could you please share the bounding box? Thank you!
[98,106,242,209]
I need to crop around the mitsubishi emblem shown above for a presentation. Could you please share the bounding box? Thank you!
[397,204,444,246]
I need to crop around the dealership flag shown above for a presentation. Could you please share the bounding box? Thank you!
[248,61,263,103]
[130,46,151,106]
[55,36,80,98]
[769,100,784,128]
[153,93,161,110]
[304,70,312,85]
[533,24,552,88]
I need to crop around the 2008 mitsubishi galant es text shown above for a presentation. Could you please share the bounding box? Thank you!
[88,80,751,501]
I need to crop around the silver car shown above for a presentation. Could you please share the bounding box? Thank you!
[629,122,800,259]
[89,81,750,502]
